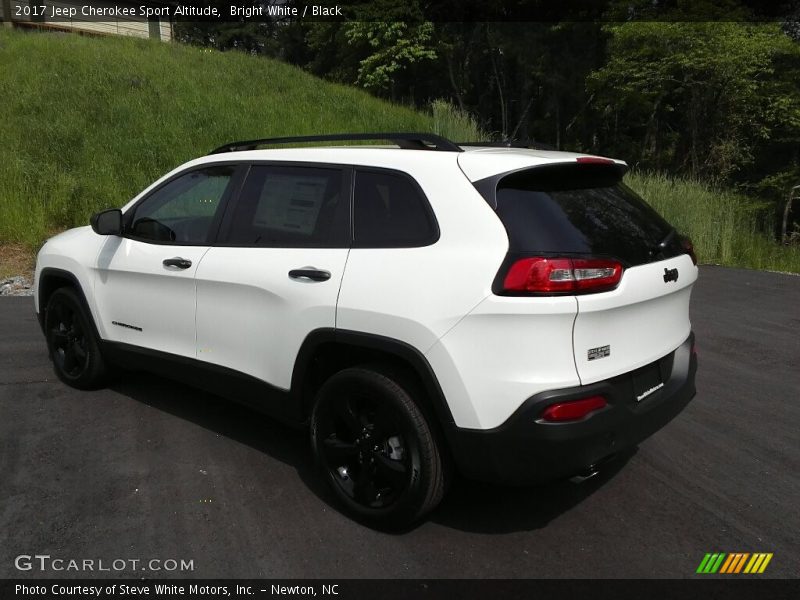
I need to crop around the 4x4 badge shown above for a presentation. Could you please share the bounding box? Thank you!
[587,345,610,361]
[663,267,679,283]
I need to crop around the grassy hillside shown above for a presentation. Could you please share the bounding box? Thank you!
[0,29,797,275]
[0,29,480,256]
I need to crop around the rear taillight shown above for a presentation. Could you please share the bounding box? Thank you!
[502,257,623,295]
[540,395,607,422]
[680,236,697,265]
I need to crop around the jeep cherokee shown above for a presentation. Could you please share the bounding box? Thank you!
[34,133,698,527]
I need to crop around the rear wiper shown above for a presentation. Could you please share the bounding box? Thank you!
[653,228,676,254]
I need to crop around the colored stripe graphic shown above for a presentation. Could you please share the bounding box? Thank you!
[698,553,773,574]
[722,552,750,573]
[698,553,719,573]
[733,553,749,573]
[720,553,738,573]
[698,553,727,573]
[719,554,736,573]
[696,554,713,573]
[744,554,760,573]
[710,553,726,573]
[751,552,772,573]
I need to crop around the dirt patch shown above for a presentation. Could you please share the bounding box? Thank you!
[0,243,35,281]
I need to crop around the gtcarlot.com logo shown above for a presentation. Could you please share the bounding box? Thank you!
[15,554,194,573]
[696,552,773,574]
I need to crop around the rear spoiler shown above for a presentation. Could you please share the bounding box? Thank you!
[471,160,629,210]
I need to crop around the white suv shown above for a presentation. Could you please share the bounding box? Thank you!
[34,133,698,527]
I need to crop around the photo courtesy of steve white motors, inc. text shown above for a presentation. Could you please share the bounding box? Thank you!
[14,583,339,597]
[13,3,344,19]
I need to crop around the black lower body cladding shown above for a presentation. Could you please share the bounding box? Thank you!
[445,333,697,484]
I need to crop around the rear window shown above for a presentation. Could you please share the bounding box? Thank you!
[494,166,680,266]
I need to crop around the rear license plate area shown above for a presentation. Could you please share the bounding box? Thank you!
[633,362,664,403]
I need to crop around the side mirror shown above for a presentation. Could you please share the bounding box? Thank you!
[90,209,123,236]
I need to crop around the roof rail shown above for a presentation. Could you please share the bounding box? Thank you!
[457,140,556,151]
[209,132,463,154]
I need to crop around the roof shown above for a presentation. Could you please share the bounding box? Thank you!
[193,133,626,184]
[456,146,626,181]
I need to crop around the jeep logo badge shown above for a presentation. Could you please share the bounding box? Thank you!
[663,267,679,283]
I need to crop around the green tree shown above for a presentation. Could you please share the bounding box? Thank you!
[174,1,280,55]
[588,22,797,183]
[344,21,437,97]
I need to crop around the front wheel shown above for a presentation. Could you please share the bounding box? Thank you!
[45,287,109,390]
[310,367,449,528]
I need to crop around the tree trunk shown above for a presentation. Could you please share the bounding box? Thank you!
[783,185,800,245]
[510,95,535,141]
[486,26,507,137]
[445,56,466,111]
[490,54,507,137]
[641,96,662,165]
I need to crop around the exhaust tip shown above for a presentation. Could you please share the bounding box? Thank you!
[569,468,599,484]
[568,453,620,484]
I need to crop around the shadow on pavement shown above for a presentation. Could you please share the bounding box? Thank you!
[109,372,333,498]
[110,371,635,535]
[429,447,636,534]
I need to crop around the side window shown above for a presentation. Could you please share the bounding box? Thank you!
[353,170,438,248]
[126,166,235,244]
[222,165,348,247]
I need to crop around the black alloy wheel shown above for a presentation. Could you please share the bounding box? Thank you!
[319,392,411,509]
[311,367,448,528]
[45,287,109,389]
[49,300,88,379]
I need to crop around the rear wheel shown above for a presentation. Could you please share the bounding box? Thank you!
[310,367,448,528]
[45,287,109,390]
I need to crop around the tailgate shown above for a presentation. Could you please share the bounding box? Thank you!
[478,161,699,387]
[573,254,697,385]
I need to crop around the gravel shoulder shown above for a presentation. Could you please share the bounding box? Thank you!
[1,275,33,296]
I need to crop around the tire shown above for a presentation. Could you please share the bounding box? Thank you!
[310,366,449,529]
[45,287,109,390]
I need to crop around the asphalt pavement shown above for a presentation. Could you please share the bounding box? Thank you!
[0,266,798,578]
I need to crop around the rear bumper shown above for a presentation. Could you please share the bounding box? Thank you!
[445,333,697,484]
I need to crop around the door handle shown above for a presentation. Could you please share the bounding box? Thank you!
[163,257,192,269]
[288,268,331,282]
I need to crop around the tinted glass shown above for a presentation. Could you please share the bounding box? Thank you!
[353,170,437,247]
[223,166,348,247]
[495,167,679,265]
[127,166,234,243]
